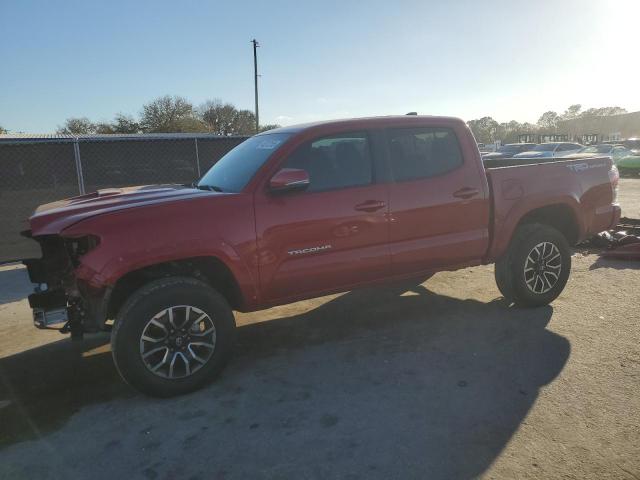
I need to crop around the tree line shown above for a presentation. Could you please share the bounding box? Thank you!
[467,104,628,144]
[0,101,630,140]
[54,95,280,136]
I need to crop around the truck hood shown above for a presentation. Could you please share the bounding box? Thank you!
[28,184,215,236]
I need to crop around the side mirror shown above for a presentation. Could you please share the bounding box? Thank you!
[269,168,310,193]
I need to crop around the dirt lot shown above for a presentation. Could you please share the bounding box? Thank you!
[619,177,640,219]
[0,179,638,479]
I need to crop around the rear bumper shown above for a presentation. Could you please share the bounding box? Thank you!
[611,204,622,228]
[589,204,621,239]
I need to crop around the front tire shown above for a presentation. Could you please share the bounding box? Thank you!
[494,223,571,307]
[111,276,236,397]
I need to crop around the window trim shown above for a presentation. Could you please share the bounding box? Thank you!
[383,126,465,183]
[279,130,378,194]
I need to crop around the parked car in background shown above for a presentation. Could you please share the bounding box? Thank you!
[482,143,536,160]
[623,138,640,154]
[616,153,640,176]
[564,144,632,161]
[512,142,583,159]
[477,143,494,153]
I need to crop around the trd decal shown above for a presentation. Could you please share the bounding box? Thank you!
[287,245,333,256]
[567,162,607,172]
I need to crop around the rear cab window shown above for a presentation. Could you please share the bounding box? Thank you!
[386,127,463,182]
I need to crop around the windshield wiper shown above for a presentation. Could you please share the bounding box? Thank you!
[195,184,224,192]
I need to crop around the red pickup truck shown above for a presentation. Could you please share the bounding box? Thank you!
[23,116,620,396]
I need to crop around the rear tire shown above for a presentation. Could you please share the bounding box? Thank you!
[494,253,514,302]
[111,276,236,397]
[494,223,571,307]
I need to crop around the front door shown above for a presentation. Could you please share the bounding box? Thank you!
[254,131,391,304]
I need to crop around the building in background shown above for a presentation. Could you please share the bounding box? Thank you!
[558,111,640,144]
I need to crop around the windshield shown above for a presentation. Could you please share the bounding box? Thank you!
[580,145,612,153]
[198,133,291,192]
[532,143,557,152]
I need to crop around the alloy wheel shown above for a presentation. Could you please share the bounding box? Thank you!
[523,241,562,294]
[139,305,216,379]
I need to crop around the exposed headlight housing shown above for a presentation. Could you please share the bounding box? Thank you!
[64,235,101,266]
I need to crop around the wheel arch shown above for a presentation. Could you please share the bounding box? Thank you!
[107,256,244,320]
[489,200,583,261]
[515,204,580,245]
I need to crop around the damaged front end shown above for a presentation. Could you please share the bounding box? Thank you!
[22,231,110,340]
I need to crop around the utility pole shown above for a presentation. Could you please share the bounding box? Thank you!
[251,39,260,133]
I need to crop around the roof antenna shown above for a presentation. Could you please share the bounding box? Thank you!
[406,112,417,116]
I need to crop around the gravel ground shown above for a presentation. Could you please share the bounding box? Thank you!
[1,253,639,480]
[619,178,640,219]
[0,178,638,479]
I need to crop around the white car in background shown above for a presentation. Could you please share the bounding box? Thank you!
[564,144,632,161]
[512,142,583,159]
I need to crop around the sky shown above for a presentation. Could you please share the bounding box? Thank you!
[1,0,639,133]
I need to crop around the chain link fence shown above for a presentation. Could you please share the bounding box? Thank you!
[0,134,247,263]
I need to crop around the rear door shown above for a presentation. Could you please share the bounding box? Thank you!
[385,126,490,275]
[254,131,391,303]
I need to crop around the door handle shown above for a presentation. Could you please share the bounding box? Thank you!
[355,200,386,212]
[453,187,480,199]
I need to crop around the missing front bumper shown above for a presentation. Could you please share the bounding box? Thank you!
[33,307,69,329]
[23,241,111,336]
[28,288,70,329]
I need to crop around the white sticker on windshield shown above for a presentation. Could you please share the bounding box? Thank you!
[256,139,282,150]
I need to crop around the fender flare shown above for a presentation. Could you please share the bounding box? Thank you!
[488,195,584,261]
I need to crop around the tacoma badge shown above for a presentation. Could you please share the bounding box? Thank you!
[287,245,333,256]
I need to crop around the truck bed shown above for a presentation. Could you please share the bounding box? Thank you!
[483,155,619,261]
[483,156,599,169]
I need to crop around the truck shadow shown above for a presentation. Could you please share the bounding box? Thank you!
[589,256,640,270]
[0,283,569,479]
